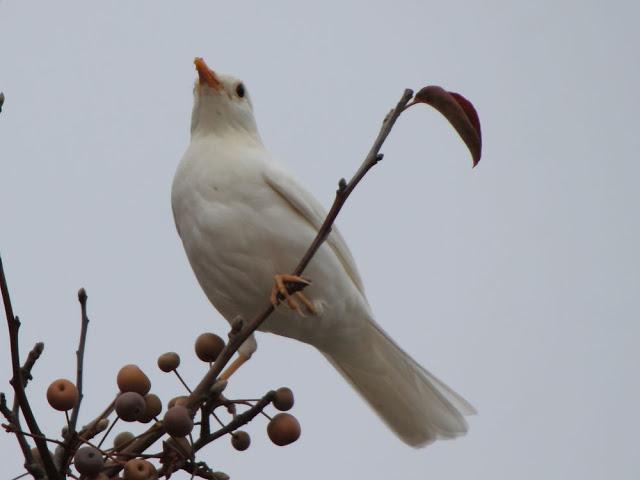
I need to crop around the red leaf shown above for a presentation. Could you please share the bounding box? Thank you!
[414,86,482,167]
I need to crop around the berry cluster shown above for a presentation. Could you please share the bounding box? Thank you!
[39,332,301,479]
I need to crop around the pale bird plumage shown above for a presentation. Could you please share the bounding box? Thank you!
[171,59,475,447]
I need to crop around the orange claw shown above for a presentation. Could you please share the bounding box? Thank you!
[270,274,313,316]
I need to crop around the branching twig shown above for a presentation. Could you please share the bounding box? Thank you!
[1,424,66,447]
[291,88,414,276]
[1,393,39,477]
[11,342,44,425]
[58,396,116,472]
[15,343,44,398]
[1,257,60,479]
[193,391,275,451]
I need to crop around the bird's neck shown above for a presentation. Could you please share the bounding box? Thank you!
[191,127,264,150]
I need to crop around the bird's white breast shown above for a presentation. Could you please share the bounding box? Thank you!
[172,134,369,349]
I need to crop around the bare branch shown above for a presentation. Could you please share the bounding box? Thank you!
[18,343,44,389]
[1,393,41,478]
[58,397,116,472]
[292,88,414,275]
[1,423,66,447]
[12,342,44,415]
[193,390,275,451]
[69,288,89,433]
[1,257,60,479]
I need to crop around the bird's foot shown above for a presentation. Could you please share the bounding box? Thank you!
[270,274,316,316]
[219,352,251,381]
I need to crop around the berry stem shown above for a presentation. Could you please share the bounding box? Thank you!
[97,416,118,449]
[173,369,193,394]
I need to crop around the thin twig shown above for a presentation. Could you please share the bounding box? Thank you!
[1,257,60,479]
[97,416,118,450]
[210,410,225,429]
[174,369,193,393]
[292,88,414,276]
[78,397,116,440]
[12,342,44,415]
[188,433,196,480]
[193,391,275,450]
[64,410,71,430]
[1,424,66,447]
[1,393,36,475]
[200,405,210,438]
[58,396,116,472]
[69,288,89,433]
[104,89,414,476]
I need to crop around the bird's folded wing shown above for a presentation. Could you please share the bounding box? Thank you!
[263,165,366,297]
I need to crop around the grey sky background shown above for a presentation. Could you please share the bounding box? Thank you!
[1,1,639,478]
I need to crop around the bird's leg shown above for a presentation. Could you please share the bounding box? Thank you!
[219,353,251,381]
[270,274,315,316]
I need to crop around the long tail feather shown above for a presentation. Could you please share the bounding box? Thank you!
[322,320,475,447]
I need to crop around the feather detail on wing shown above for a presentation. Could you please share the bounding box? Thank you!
[263,165,366,297]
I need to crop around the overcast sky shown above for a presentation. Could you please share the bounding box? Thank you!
[1,1,639,479]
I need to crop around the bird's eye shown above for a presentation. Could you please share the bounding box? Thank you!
[235,83,245,98]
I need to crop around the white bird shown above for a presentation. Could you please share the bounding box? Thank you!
[171,58,475,447]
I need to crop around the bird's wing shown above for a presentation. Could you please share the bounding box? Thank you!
[263,164,366,297]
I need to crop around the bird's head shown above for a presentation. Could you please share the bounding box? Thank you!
[190,57,259,140]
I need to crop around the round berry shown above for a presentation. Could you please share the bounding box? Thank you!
[194,333,225,362]
[163,405,193,437]
[157,352,180,372]
[139,393,162,423]
[115,392,146,422]
[231,430,251,451]
[123,458,156,480]
[116,365,151,395]
[73,446,104,477]
[272,387,294,411]
[113,431,135,450]
[267,413,301,446]
[168,396,188,408]
[46,379,79,411]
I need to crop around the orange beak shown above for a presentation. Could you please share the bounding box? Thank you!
[194,57,222,91]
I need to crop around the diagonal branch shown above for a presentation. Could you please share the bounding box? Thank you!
[104,89,414,476]
[292,88,415,275]
[1,257,60,479]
